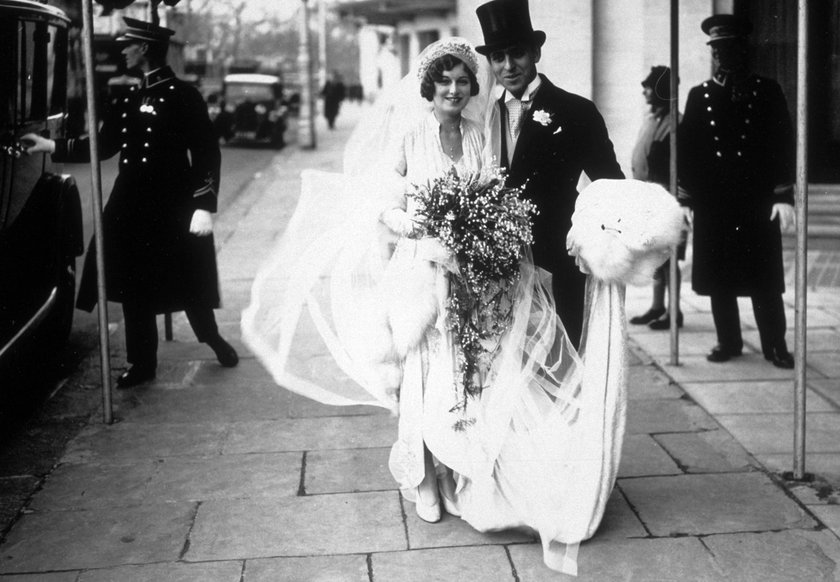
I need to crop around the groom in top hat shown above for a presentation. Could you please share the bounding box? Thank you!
[476,0,624,349]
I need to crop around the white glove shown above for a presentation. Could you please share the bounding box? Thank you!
[770,202,795,232]
[682,207,694,230]
[565,231,591,274]
[415,236,454,266]
[189,209,213,236]
[21,133,56,155]
[381,208,421,238]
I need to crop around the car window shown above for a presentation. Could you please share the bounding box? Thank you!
[4,19,62,125]
[49,23,68,116]
[225,84,275,103]
[0,19,14,127]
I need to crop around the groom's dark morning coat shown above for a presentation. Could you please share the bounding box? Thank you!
[487,75,624,348]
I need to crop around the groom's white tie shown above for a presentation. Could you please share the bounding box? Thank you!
[507,99,524,140]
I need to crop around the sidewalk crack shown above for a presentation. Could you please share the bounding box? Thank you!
[503,545,521,582]
[297,451,307,496]
[616,482,654,537]
[179,501,201,560]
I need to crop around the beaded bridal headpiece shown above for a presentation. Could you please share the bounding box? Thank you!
[416,37,480,80]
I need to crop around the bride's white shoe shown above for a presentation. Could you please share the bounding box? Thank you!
[415,483,441,523]
[440,491,460,517]
[437,474,461,517]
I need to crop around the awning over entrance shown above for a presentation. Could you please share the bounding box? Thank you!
[336,0,455,26]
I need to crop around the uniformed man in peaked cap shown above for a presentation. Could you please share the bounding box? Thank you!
[24,17,238,387]
[678,14,795,369]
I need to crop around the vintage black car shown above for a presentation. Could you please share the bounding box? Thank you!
[208,73,288,149]
[1,0,84,380]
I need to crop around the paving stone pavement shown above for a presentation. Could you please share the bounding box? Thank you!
[2,104,840,580]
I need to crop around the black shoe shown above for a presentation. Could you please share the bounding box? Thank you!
[706,345,743,363]
[648,311,684,330]
[116,365,155,388]
[208,336,239,367]
[629,307,666,325]
[765,347,794,369]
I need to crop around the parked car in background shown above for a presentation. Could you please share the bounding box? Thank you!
[1,0,84,381]
[208,73,287,149]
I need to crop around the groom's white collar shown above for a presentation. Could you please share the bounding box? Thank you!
[497,74,542,104]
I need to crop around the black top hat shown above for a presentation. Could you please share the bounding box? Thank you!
[116,17,175,44]
[701,14,752,44]
[475,0,546,56]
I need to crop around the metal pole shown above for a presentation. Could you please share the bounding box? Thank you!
[81,0,113,424]
[150,0,161,26]
[792,0,809,480]
[298,0,317,149]
[318,0,328,90]
[668,0,680,365]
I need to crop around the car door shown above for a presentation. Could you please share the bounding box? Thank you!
[0,9,71,349]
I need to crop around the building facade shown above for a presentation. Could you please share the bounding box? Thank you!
[339,0,840,184]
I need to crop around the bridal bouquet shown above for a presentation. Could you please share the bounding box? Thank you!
[409,166,537,426]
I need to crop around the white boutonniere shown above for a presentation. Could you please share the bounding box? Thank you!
[532,109,552,126]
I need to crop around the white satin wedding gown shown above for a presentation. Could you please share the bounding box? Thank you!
[242,110,630,576]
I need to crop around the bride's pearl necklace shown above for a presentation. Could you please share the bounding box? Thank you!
[440,120,462,160]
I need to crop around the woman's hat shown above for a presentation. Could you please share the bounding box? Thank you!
[642,65,675,90]
[116,17,175,44]
[475,0,546,56]
[417,37,479,80]
[642,66,679,103]
[701,14,752,45]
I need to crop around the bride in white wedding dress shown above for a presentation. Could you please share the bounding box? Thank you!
[242,37,684,576]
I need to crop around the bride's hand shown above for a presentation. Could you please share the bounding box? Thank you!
[416,237,452,265]
[381,208,421,237]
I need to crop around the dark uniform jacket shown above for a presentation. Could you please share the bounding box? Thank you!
[678,75,795,296]
[487,74,624,345]
[55,66,222,313]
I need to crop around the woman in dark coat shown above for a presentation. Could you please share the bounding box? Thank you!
[629,65,684,330]
[24,18,238,387]
[678,14,795,368]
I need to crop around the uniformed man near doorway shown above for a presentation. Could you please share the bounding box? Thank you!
[678,14,796,369]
